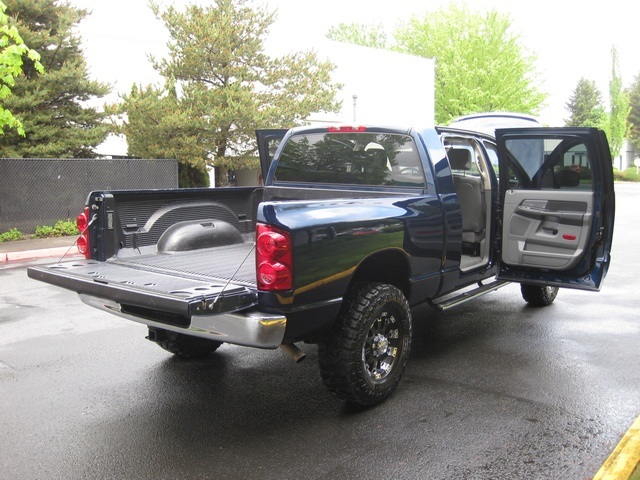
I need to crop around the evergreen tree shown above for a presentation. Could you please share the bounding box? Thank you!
[113,0,341,187]
[116,83,211,187]
[0,0,111,158]
[564,77,606,128]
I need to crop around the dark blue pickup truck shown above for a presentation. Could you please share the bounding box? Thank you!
[28,117,615,405]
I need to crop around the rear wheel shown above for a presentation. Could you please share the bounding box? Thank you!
[318,282,412,406]
[520,284,559,307]
[148,328,223,358]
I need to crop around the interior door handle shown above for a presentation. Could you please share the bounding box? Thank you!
[515,205,547,219]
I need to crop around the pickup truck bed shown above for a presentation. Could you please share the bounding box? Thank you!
[114,242,256,286]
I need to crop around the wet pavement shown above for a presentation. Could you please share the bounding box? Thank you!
[0,183,639,479]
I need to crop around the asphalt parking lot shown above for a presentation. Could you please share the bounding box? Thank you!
[0,183,638,479]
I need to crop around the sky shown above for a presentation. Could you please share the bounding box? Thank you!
[70,0,640,152]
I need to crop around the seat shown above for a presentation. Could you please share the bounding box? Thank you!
[448,149,486,253]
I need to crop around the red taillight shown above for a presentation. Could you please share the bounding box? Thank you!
[76,209,88,232]
[327,125,367,133]
[76,235,88,255]
[257,230,289,258]
[76,207,90,259]
[257,262,290,289]
[256,224,292,291]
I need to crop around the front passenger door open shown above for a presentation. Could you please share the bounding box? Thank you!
[496,128,615,291]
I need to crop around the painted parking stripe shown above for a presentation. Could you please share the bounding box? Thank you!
[593,416,640,480]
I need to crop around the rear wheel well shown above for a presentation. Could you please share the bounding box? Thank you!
[349,250,410,299]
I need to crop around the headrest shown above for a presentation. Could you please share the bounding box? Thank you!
[448,149,472,170]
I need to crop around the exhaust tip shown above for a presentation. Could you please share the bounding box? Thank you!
[280,343,306,363]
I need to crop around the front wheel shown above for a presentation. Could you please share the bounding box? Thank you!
[520,284,559,307]
[318,282,412,406]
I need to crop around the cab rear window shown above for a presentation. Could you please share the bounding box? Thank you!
[274,132,425,188]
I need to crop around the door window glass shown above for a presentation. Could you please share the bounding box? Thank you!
[483,141,499,178]
[503,137,593,190]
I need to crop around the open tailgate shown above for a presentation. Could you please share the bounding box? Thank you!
[28,254,258,322]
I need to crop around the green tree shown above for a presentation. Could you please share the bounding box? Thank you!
[0,0,42,135]
[564,78,606,128]
[606,46,630,159]
[326,22,388,49]
[627,73,640,155]
[336,4,546,124]
[114,0,341,187]
[115,83,211,187]
[0,0,111,158]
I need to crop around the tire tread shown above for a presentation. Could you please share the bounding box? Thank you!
[318,282,411,406]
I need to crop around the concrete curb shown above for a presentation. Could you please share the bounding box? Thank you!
[1,246,81,264]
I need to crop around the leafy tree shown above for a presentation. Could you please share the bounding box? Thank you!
[326,23,388,49]
[333,4,546,124]
[564,78,606,128]
[0,0,42,135]
[0,0,111,158]
[114,0,341,187]
[606,46,630,159]
[627,73,640,155]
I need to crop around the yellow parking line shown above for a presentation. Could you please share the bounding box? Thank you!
[593,416,640,480]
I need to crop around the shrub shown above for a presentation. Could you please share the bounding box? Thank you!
[33,225,56,238]
[52,219,80,236]
[614,167,640,182]
[613,170,627,181]
[0,228,25,242]
[179,162,210,188]
[33,219,79,238]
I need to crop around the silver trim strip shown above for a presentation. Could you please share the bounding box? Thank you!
[79,294,286,349]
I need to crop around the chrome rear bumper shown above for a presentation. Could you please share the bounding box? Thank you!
[79,294,287,349]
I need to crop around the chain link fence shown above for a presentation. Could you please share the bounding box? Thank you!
[0,158,178,234]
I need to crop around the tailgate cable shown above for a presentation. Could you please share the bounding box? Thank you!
[208,242,256,311]
[56,213,98,263]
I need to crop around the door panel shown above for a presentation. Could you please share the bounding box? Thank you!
[496,128,614,291]
[503,190,591,270]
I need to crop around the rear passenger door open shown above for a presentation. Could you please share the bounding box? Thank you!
[256,129,288,181]
[495,128,615,291]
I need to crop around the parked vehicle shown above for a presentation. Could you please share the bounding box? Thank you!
[28,118,615,405]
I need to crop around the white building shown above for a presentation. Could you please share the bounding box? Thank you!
[618,139,636,171]
[307,40,435,127]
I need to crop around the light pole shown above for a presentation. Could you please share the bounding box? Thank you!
[352,94,358,122]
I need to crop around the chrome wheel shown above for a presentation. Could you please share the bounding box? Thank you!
[363,310,403,383]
